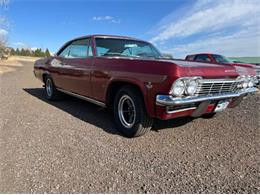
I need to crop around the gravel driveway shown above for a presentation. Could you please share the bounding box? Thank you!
[0,60,259,193]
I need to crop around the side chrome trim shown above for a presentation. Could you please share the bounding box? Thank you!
[166,107,197,114]
[156,87,258,106]
[57,88,106,107]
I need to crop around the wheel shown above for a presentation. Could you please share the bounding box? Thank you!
[44,76,61,100]
[202,112,217,119]
[113,86,153,137]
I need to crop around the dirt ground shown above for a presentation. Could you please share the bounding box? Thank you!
[0,56,38,74]
[0,60,259,193]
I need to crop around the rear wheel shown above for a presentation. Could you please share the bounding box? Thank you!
[113,86,153,137]
[44,76,61,100]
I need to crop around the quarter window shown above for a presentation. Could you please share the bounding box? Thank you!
[58,38,92,58]
[59,45,71,58]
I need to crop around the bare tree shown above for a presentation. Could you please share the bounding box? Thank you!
[0,0,9,6]
[0,0,9,57]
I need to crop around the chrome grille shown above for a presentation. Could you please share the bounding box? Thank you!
[195,79,242,96]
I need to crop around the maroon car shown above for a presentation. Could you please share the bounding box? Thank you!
[34,35,258,137]
[185,53,260,84]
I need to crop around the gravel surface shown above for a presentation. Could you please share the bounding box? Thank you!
[0,61,259,193]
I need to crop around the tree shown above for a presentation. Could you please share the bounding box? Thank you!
[15,48,20,55]
[10,48,15,55]
[45,49,51,57]
[0,0,10,57]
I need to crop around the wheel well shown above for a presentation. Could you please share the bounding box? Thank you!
[106,81,144,107]
[42,73,47,83]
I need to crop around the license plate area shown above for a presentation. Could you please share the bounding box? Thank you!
[214,100,230,112]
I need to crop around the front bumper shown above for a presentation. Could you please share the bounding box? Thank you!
[156,87,258,106]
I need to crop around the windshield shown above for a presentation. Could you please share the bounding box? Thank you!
[95,38,162,59]
[212,54,232,63]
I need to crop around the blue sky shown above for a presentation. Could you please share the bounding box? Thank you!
[1,0,259,58]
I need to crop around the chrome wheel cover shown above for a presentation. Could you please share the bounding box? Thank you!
[118,95,136,128]
[46,79,53,97]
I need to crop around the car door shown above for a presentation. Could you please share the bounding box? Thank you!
[52,38,94,97]
[48,44,70,90]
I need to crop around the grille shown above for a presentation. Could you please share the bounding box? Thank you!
[195,79,242,96]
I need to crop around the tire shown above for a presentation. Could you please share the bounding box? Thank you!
[44,75,61,100]
[113,86,153,137]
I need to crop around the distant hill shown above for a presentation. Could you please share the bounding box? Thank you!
[228,57,260,64]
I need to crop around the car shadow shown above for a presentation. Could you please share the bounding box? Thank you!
[23,88,193,136]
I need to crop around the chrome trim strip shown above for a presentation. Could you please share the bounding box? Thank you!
[57,88,106,107]
[166,107,197,114]
[200,79,242,84]
[156,87,258,106]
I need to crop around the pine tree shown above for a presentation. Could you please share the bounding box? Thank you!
[45,49,51,57]
[15,48,20,56]
[10,48,16,56]
[20,48,26,56]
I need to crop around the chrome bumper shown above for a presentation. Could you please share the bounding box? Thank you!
[156,87,258,106]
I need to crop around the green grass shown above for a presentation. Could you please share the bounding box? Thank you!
[228,57,260,64]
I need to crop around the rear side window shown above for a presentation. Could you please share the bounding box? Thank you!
[58,38,93,58]
[195,54,211,62]
[186,55,195,61]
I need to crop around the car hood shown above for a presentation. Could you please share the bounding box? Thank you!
[228,62,255,68]
[168,60,240,79]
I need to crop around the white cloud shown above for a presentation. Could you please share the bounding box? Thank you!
[14,42,28,48]
[0,28,8,36]
[14,43,49,52]
[164,27,260,58]
[150,0,260,57]
[151,0,260,43]
[14,42,37,51]
[31,47,38,51]
[92,16,121,24]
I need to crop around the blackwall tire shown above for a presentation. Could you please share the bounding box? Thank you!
[113,86,153,137]
[44,76,61,101]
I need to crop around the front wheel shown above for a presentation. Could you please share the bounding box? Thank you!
[113,86,153,137]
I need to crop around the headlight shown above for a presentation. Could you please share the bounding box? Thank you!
[248,80,254,88]
[242,80,248,89]
[170,77,201,97]
[186,79,199,96]
[170,79,185,97]
[238,75,254,89]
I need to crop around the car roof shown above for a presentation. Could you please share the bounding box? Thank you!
[71,34,147,43]
[186,53,222,56]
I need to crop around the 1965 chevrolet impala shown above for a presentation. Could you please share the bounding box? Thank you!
[34,35,258,137]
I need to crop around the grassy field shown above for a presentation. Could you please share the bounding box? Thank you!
[228,57,260,64]
[0,56,39,74]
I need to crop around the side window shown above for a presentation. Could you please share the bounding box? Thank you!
[58,38,93,58]
[195,54,211,62]
[59,45,71,58]
[69,39,88,58]
[186,55,195,61]
[88,43,93,57]
[96,47,109,56]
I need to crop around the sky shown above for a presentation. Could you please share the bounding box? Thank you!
[0,0,259,58]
